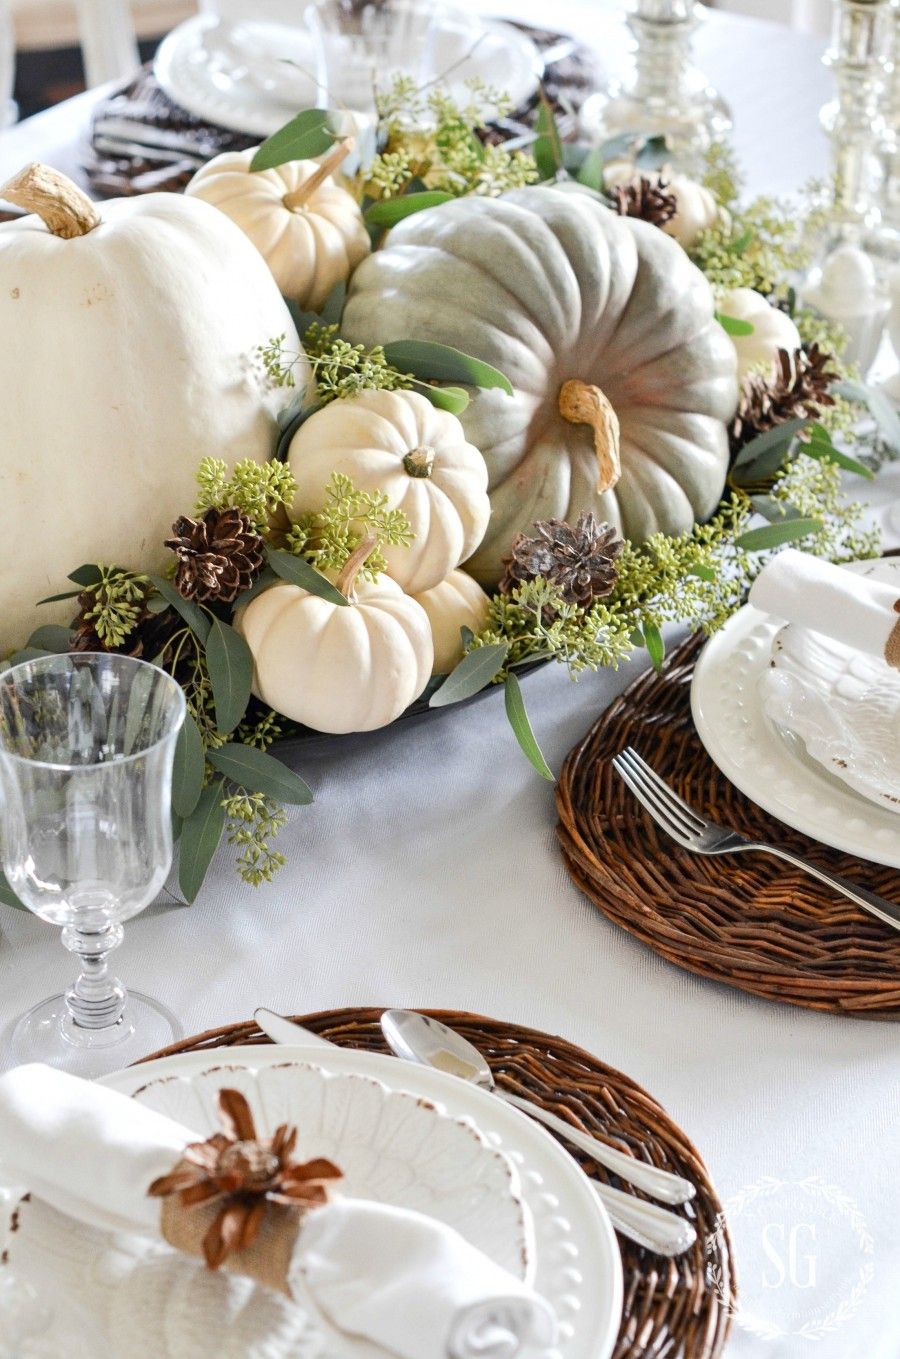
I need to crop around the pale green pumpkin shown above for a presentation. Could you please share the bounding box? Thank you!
[343,185,738,585]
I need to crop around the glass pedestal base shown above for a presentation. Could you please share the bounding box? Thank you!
[6,991,181,1077]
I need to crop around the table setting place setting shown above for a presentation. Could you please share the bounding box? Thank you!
[1,0,900,1354]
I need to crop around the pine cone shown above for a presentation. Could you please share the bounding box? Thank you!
[148,1088,342,1270]
[731,344,837,456]
[166,507,265,603]
[500,511,624,605]
[611,175,678,230]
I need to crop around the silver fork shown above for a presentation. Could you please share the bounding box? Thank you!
[612,747,900,934]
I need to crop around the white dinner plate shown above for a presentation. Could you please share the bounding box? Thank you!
[2,1045,623,1359]
[154,14,543,138]
[691,557,900,867]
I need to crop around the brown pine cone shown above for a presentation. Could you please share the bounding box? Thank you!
[166,507,265,603]
[731,344,837,455]
[611,175,678,230]
[500,511,624,606]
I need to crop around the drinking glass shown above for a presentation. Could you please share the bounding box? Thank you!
[305,0,445,123]
[0,653,186,1076]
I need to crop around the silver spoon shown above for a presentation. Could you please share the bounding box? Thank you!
[254,1008,696,1257]
[380,1010,697,1258]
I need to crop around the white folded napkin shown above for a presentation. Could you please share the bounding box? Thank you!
[749,549,900,663]
[0,1065,557,1359]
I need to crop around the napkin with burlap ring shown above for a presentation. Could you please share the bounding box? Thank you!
[0,1064,557,1359]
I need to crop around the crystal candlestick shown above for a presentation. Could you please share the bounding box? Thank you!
[579,0,731,167]
[820,0,892,243]
[872,0,900,257]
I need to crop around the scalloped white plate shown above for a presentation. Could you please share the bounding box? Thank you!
[153,14,543,138]
[2,1047,623,1359]
[691,557,900,867]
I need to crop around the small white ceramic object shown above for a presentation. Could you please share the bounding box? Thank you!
[2,1049,623,1359]
[154,14,542,138]
[884,264,900,401]
[802,244,889,377]
[691,557,900,867]
[763,624,900,812]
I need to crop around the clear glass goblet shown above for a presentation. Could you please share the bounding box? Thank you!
[305,0,445,125]
[0,653,186,1076]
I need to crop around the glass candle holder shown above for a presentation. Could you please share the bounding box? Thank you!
[579,0,731,167]
[0,653,185,1076]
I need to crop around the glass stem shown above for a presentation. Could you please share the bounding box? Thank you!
[61,922,126,1030]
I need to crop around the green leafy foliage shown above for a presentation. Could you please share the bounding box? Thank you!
[208,743,314,804]
[206,619,254,736]
[178,780,226,904]
[250,109,336,171]
[532,96,565,182]
[365,191,454,225]
[266,547,348,604]
[504,673,554,780]
[171,713,205,820]
[382,341,513,396]
[429,642,510,706]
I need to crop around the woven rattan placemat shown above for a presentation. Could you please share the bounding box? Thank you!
[557,633,900,1020]
[140,1005,734,1359]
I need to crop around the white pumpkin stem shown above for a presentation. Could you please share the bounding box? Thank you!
[336,533,378,601]
[281,141,353,211]
[0,162,101,239]
[403,445,435,479]
[558,379,622,493]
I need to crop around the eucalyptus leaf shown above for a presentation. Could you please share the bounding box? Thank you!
[635,134,669,171]
[642,619,665,672]
[715,312,755,337]
[735,517,822,551]
[148,576,211,644]
[576,147,605,192]
[419,383,470,415]
[266,548,348,605]
[687,564,717,582]
[833,378,900,453]
[0,874,28,911]
[749,496,807,523]
[26,624,72,652]
[36,588,81,606]
[178,780,226,904]
[365,191,454,226]
[732,226,754,254]
[276,399,320,462]
[6,646,51,665]
[802,428,874,480]
[206,618,254,735]
[730,417,813,484]
[383,340,513,395]
[234,568,278,611]
[171,713,205,820]
[504,673,554,780]
[145,596,172,614]
[533,96,565,181]
[320,280,346,327]
[207,742,314,805]
[599,133,640,161]
[429,641,509,707]
[250,110,335,171]
[67,564,105,587]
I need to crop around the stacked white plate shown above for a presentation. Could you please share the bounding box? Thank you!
[0,1045,623,1359]
[691,557,900,867]
[153,14,543,138]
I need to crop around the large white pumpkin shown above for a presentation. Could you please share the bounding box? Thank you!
[0,164,307,653]
[343,185,738,585]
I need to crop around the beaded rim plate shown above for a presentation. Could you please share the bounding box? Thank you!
[153,14,543,138]
[1,1047,623,1359]
[691,559,900,868]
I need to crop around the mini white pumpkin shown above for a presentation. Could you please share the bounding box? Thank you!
[236,539,433,733]
[717,286,801,378]
[603,161,719,249]
[413,570,492,674]
[185,142,370,311]
[288,389,491,594]
[0,162,306,654]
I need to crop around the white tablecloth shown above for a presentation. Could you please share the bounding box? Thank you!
[1,6,899,1356]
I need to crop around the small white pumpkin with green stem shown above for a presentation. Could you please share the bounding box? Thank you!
[236,537,433,733]
[288,389,491,594]
[185,141,370,311]
[413,570,492,675]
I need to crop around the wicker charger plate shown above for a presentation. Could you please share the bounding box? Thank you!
[557,633,900,1019]
[140,1006,734,1359]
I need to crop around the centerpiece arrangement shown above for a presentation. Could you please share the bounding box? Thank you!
[0,83,893,904]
